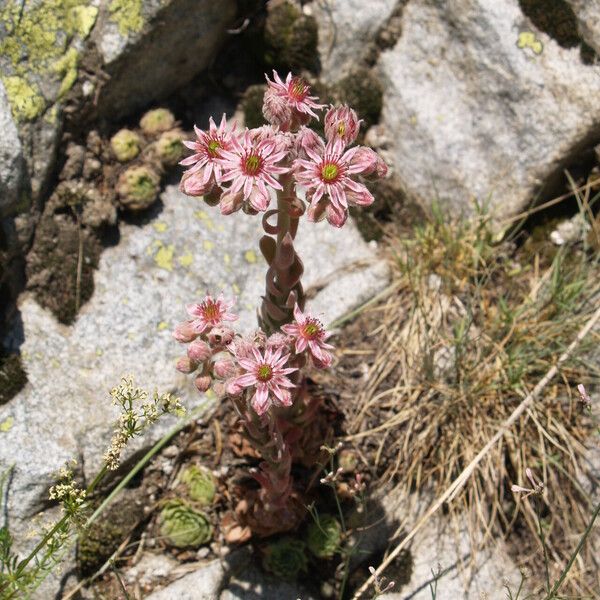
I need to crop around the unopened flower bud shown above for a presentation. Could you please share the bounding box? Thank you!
[262,87,292,128]
[208,327,235,347]
[187,340,212,362]
[213,359,236,379]
[294,126,321,159]
[324,105,361,146]
[326,203,348,228]
[226,379,244,396]
[173,321,199,343]
[194,375,212,392]
[220,191,244,215]
[179,171,213,197]
[176,356,198,373]
[307,199,327,223]
[351,147,387,179]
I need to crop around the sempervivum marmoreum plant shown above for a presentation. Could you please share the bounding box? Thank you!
[174,72,387,537]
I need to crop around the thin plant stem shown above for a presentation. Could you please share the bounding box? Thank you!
[545,501,600,600]
[535,497,551,595]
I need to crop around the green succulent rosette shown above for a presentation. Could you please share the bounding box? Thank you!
[262,537,308,580]
[159,499,212,548]
[306,515,342,559]
[180,464,216,507]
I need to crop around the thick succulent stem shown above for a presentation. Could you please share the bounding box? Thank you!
[259,172,305,333]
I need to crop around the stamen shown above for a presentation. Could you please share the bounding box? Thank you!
[244,154,262,176]
[257,364,273,381]
[321,163,339,183]
[207,139,221,157]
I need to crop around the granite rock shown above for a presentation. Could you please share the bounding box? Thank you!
[371,0,600,218]
[0,80,26,218]
[93,0,237,118]
[566,0,600,55]
[313,0,397,82]
[0,184,388,596]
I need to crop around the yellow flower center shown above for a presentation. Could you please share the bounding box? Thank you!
[321,163,339,183]
[337,122,346,137]
[257,364,273,382]
[207,139,221,157]
[245,154,262,175]
[303,322,320,338]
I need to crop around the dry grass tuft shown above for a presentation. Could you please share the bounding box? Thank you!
[340,206,600,595]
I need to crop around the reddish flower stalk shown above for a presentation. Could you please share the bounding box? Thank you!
[175,72,387,534]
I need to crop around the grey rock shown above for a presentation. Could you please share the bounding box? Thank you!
[146,548,251,600]
[373,0,600,218]
[93,0,237,118]
[220,564,317,600]
[313,0,397,83]
[567,0,600,54]
[361,488,521,600]
[0,80,26,217]
[0,184,388,594]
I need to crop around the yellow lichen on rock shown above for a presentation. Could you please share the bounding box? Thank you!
[0,0,99,121]
[2,76,45,121]
[109,0,145,37]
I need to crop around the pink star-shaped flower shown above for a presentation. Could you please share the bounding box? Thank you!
[186,294,238,334]
[233,345,297,415]
[281,304,334,367]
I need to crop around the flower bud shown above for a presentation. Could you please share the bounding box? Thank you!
[307,199,327,223]
[173,321,199,343]
[176,356,198,373]
[350,147,387,179]
[324,105,361,146]
[294,126,322,159]
[194,375,212,392]
[213,359,236,379]
[187,340,212,362]
[179,171,213,197]
[226,379,244,396]
[262,87,292,128]
[326,203,348,229]
[208,327,235,347]
[219,191,244,215]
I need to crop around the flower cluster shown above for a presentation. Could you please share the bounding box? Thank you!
[179,71,387,228]
[104,376,185,470]
[173,295,333,416]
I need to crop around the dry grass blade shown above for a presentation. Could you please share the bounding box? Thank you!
[339,210,600,597]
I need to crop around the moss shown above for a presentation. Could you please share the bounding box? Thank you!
[0,0,98,120]
[264,1,318,72]
[1,76,45,121]
[110,129,142,162]
[242,84,267,128]
[334,68,383,130]
[116,165,160,211]
[0,353,27,406]
[109,0,144,37]
[140,108,176,135]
